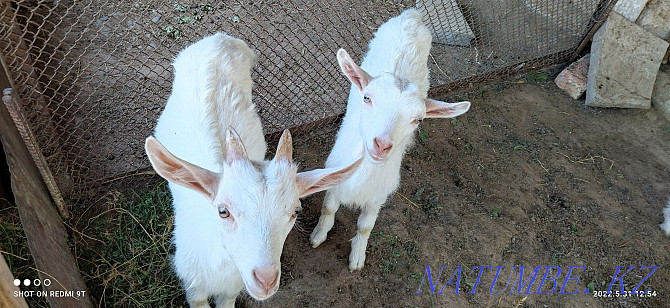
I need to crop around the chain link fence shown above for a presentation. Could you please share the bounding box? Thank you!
[0,0,613,213]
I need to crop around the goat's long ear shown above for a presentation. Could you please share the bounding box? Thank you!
[145,136,219,201]
[337,49,371,92]
[273,129,293,162]
[226,127,249,164]
[424,99,471,119]
[296,157,364,198]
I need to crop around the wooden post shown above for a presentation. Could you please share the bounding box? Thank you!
[0,1,69,218]
[0,58,92,307]
[0,254,28,308]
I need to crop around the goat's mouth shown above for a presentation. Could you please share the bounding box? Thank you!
[245,282,279,301]
[365,148,388,164]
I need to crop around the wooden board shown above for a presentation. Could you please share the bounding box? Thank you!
[0,254,28,308]
[0,3,69,218]
[0,54,92,307]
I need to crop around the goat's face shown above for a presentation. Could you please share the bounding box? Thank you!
[357,73,425,162]
[145,129,362,300]
[213,152,298,300]
[337,49,471,163]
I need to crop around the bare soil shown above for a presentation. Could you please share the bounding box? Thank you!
[6,1,669,307]
[253,80,670,308]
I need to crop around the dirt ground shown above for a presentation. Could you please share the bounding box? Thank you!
[240,80,670,308]
[4,1,669,307]
[4,73,670,308]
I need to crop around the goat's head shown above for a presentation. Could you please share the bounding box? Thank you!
[145,129,362,300]
[337,48,471,163]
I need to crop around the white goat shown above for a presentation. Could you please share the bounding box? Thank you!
[145,33,362,308]
[310,9,471,271]
[661,200,670,236]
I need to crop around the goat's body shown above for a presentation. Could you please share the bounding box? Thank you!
[150,32,365,307]
[154,33,264,168]
[311,9,434,270]
[357,9,432,96]
[661,200,670,235]
[154,33,264,307]
[327,9,430,203]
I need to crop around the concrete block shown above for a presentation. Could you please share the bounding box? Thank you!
[585,12,669,109]
[555,54,590,99]
[417,0,474,46]
[614,0,649,21]
[636,0,670,40]
[652,65,670,121]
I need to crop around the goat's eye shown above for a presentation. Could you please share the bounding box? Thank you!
[363,95,371,105]
[411,118,422,125]
[218,206,230,218]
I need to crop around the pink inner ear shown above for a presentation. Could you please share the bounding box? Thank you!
[425,99,471,119]
[337,49,371,92]
[346,65,371,92]
[145,136,220,201]
[296,157,363,198]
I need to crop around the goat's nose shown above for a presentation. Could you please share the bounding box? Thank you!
[373,137,393,155]
[253,267,279,292]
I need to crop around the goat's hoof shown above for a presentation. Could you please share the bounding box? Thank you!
[348,252,366,271]
[309,229,327,248]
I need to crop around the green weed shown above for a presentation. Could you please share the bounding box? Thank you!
[570,224,579,235]
[526,71,549,85]
[164,3,216,39]
[491,208,501,217]
[412,187,441,214]
[74,182,184,307]
[372,231,418,275]
[419,129,429,144]
[0,208,49,307]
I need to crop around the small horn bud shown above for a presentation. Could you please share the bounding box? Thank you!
[273,129,293,162]
[226,127,248,164]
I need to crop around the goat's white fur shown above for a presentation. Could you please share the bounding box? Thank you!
[146,33,362,308]
[310,9,471,270]
[661,200,670,236]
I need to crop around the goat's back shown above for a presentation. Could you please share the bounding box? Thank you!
[361,9,432,95]
[154,33,265,171]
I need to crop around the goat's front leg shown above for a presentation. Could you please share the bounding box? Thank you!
[186,288,210,308]
[349,203,382,271]
[214,294,236,308]
[310,190,340,248]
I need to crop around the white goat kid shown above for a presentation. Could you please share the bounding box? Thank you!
[661,200,670,236]
[145,33,362,308]
[310,9,471,271]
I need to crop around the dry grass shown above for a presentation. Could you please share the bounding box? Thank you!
[73,181,185,307]
[0,204,49,307]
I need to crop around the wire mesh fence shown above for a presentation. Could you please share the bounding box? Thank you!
[0,0,613,212]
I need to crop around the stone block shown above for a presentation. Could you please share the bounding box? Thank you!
[614,0,649,21]
[636,0,670,40]
[652,65,670,122]
[555,54,590,99]
[585,12,669,109]
[417,0,474,46]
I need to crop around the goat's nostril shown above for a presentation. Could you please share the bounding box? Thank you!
[373,137,393,154]
[253,268,279,291]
